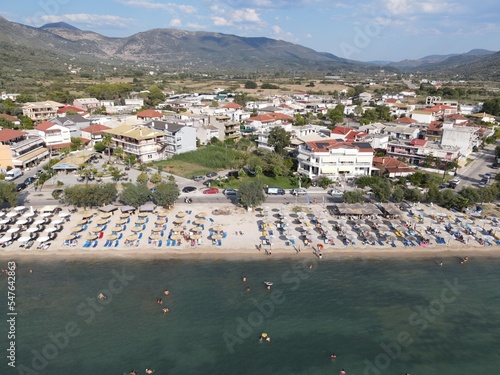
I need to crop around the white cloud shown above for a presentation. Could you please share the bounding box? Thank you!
[27,14,133,28]
[186,22,207,29]
[383,0,458,15]
[212,16,231,26]
[305,33,313,38]
[118,0,197,14]
[169,18,182,27]
[211,8,263,27]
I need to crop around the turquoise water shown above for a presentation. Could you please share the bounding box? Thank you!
[1,256,500,375]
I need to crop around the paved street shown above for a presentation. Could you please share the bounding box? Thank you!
[457,144,497,187]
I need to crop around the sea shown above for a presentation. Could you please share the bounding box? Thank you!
[1,255,500,375]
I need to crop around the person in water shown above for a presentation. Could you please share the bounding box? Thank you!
[162,307,169,314]
[330,353,336,360]
[163,290,170,296]
[242,276,247,282]
[145,369,154,374]
[157,298,163,305]
[339,369,346,375]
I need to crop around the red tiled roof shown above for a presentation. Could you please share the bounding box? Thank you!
[0,113,19,122]
[409,139,427,147]
[222,103,243,109]
[394,117,417,124]
[136,109,163,118]
[330,126,365,140]
[428,121,443,132]
[385,98,398,104]
[424,105,454,112]
[57,105,88,114]
[35,121,58,132]
[306,139,373,153]
[81,124,111,133]
[446,114,468,121]
[0,129,27,142]
[46,142,72,150]
[373,157,415,173]
[245,113,294,123]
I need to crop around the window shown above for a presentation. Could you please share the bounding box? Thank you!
[148,155,153,159]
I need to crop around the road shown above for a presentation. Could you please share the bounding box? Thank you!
[457,145,497,188]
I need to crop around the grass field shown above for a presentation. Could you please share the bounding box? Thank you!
[220,174,297,189]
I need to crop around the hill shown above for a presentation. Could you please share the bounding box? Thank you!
[387,49,495,70]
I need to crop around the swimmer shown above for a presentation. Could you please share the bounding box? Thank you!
[129,371,137,375]
[330,353,337,360]
[98,293,107,300]
[145,368,154,374]
[162,307,169,314]
[266,285,271,290]
[157,298,163,305]
[439,261,443,267]
[242,276,247,282]
[339,369,346,375]
[463,256,469,262]
[266,337,271,342]
[308,264,313,269]
[246,287,251,292]
[163,290,170,296]
[29,269,33,273]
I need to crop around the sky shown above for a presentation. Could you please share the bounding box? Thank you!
[1,0,499,62]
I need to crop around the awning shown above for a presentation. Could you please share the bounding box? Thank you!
[41,205,58,213]
[98,204,118,213]
[320,166,338,174]
[119,205,135,213]
[139,203,156,212]
[14,147,49,165]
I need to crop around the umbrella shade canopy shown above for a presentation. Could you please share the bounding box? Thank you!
[65,235,76,241]
[81,213,93,219]
[127,235,138,241]
[7,227,20,233]
[23,212,35,218]
[100,213,111,219]
[212,234,223,240]
[131,227,142,233]
[212,226,224,232]
[45,227,58,233]
[138,212,149,218]
[139,203,156,212]
[16,219,28,225]
[176,212,187,218]
[0,212,4,217]
[77,219,87,225]
[190,234,201,239]
[149,234,161,240]
[170,234,182,240]
[91,227,102,233]
[58,212,71,218]
[119,205,135,213]
[14,206,26,212]
[119,213,130,219]
[112,226,123,232]
[196,212,208,218]
[173,218,185,224]
[27,227,39,233]
[52,219,64,225]
[191,227,203,233]
[18,236,31,243]
[37,236,50,243]
[172,226,183,232]
[71,226,83,233]
[42,212,52,218]
[86,234,98,240]
[6,212,18,218]
[135,219,146,225]
[0,219,9,225]
[106,234,117,241]
[99,204,118,213]
[116,219,127,225]
[193,219,205,226]
[151,227,162,233]
[286,234,297,239]
[155,220,165,226]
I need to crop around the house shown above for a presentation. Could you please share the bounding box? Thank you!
[358,92,373,104]
[0,113,21,126]
[386,138,460,166]
[441,123,482,156]
[426,121,443,141]
[197,125,219,145]
[136,109,163,121]
[297,139,373,180]
[470,112,497,123]
[411,110,434,124]
[0,129,48,170]
[103,124,167,163]
[51,115,91,138]
[383,126,419,141]
[373,157,415,177]
[80,124,112,146]
[57,105,88,117]
[148,120,197,158]
[393,117,417,125]
[35,121,72,151]
[22,101,65,123]
[73,98,101,111]
[244,113,294,130]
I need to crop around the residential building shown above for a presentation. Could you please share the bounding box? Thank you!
[51,115,91,138]
[0,113,21,126]
[57,105,88,117]
[73,98,101,111]
[148,120,197,158]
[386,138,460,166]
[80,124,112,146]
[136,109,163,121]
[1,92,19,101]
[440,123,482,156]
[372,157,415,177]
[22,101,64,123]
[297,139,373,180]
[103,124,166,163]
[0,129,48,170]
[470,112,497,123]
[35,121,72,151]
[411,110,434,124]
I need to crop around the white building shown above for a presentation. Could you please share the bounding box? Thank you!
[148,120,197,158]
[297,139,373,180]
[35,121,72,151]
[22,101,64,123]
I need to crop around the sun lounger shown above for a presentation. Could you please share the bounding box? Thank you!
[83,241,91,248]
[378,239,384,246]
[92,241,98,248]
[217,239,222,246]
[158,240,162,247]
[209,218,214,223]
[391,241,396,247]
[222,232,227,238]
[118,233,123,240]
[138,233,143,239]
[114,240,119,247]
[166,239,171,246]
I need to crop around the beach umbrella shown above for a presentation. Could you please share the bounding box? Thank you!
[65,235,76,241]
[106,234,117,241]
[18,236,31,243]
[135,219,146,225]
[191,227,203,233]
[27,227,39,233]
[33,219,46,226]
[52,219,64,225]
[100,213,111,219]
[14,206,26,212]
[173,218,185,224]
[119,213,130,219]
[76,219,87,226]
[172,226,184,232]
[212,234,223,240]
[151,227,162,233]
[190,234,201,240]
[193,219,205,225]
[91,226,102,233]
[0,212,4,217]
[7,227,20,234]
[286,234,297,240]
[71,226,83,233]
[42,212,52,218]
[149,234,161,240]
[16,219,29,225]
[212,226,224,232]
[197,212,208,218]
[81,212,93,219]
[138,212,149,218]
[127,234,138,241]
[45,227,58,233]
[0,219,9,225]
[155,220,165,226]
[37,236,50,243]
[176,212,187,218]
[86,234,98,240]
[131,227,142,233]
[23,212,35,218]
[359,224,371,231]
[6,212,18,218]
[170,234,182,240]
[116,219,127,225]
[112,226,123,233]
[346,233,357,241]
[59,212,71,218]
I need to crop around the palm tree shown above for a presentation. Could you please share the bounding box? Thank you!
[102,134,113,163]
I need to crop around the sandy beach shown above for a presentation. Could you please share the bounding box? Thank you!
[1,201,499,262]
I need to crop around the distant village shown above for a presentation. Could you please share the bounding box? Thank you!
[0,84,497,181]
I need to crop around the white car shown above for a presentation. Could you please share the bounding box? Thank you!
[291,188,307,195]
[329,189,343,196]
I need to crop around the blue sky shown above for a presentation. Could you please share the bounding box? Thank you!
[2,0,499,61]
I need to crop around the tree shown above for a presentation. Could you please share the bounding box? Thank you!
[70,137,83,151]
[0,117,14,129]
[391,186,405,202]
[63,183,117,208]
[146,85,165,106]
[119,182,151,208]
[343,190,365,203]
[124,154,137,167]
[114,147,124,161]
[150,173,162,184]
[327,104,345,126]
[239,180,266,208]
[101,134,113,163]
[0,181,18,207]
[244,80,258,89]
[254,165,263,179]
[316,176,333,190]
[267,127,291,155]
[151,182,179,207]
[136,172,148,184]
[94,141,106,153]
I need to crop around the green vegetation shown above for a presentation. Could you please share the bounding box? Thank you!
[238,180,266,208]
[151,182,180,207]
[119,183,151,208]
[267,127,291,155]
[482,98,500,116]
[0,182,18,207]
[63,183,117,208]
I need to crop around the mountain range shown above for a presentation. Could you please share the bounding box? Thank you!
[0,16,498,80]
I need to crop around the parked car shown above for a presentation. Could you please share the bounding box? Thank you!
[24,177,35,185]
[479,178,488,186]
[329,189,343,196]
[223,188,238,196]
[182,186,197,193]
[206,171,218,178]
[16,183,27,191]
[193,175,204,181]
[484,173,492,179]
[203,179,215,187]
[203,188,219,194]
[291,188,307,196]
